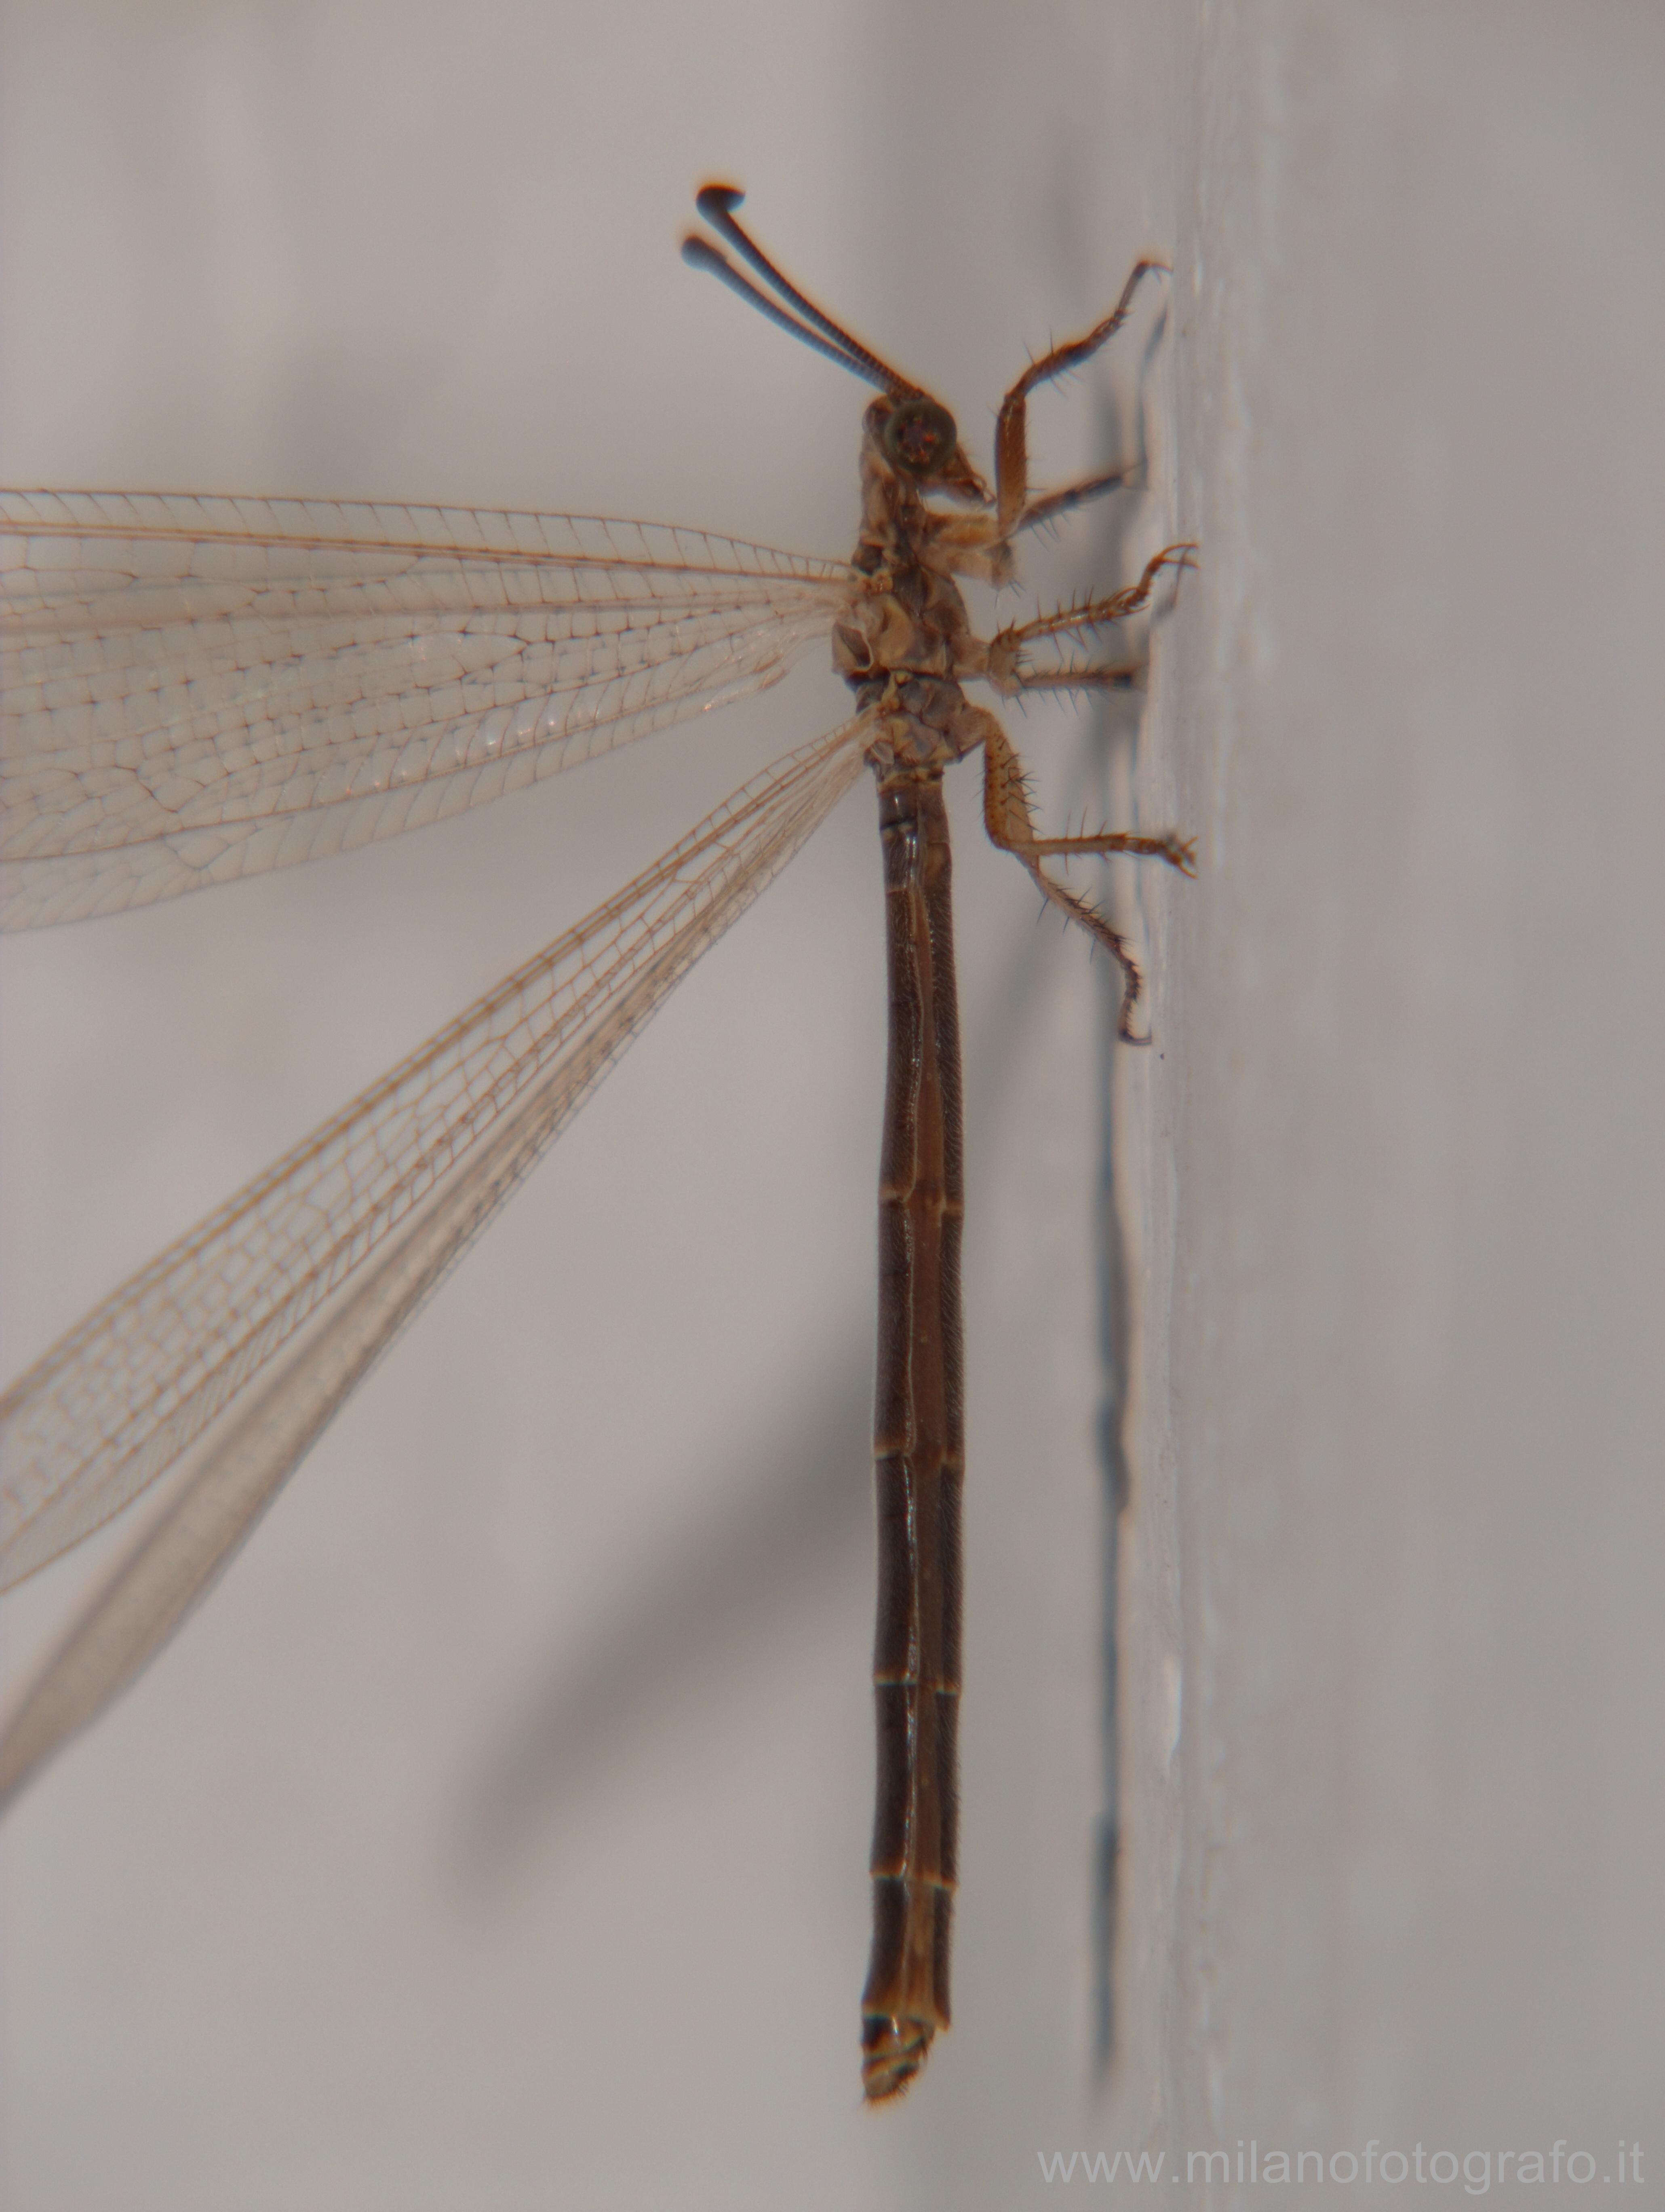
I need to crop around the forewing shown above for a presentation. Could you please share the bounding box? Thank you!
[1,491,850,927]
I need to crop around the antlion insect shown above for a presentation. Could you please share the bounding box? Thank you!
[0,184,1192,2100]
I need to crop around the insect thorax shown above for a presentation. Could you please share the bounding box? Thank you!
[836,452,1000,779]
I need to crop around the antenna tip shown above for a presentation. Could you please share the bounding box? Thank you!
[695,182,745,219]
[681,235,725,273]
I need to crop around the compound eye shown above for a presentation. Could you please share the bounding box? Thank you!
[881,396,958,479]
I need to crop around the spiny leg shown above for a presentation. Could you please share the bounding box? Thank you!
[1022,823,1196,872]
[995,261,1167,535]
[1013,464,1138,539]
[983,546,1197,696]
[1012,544,1196,640]
[981,718,1190,1042]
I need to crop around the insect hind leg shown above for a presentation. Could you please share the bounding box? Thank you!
[980,716,1191,1042]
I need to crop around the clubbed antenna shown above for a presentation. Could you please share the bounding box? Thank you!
[681,184,921,400]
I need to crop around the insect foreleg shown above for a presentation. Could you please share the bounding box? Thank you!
[993,261,1168,535]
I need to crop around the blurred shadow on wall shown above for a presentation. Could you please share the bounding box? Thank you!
[450,1330,871,1887]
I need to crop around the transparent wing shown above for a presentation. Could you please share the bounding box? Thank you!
[0,711,868,1587]
[0,714,868,1803]
[1,490,852,928]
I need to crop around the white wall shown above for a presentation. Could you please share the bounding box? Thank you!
[1132,5,1665,2189]
[2,5,1660,2207]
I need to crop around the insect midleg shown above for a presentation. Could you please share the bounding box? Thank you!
[986,545,1199,694]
